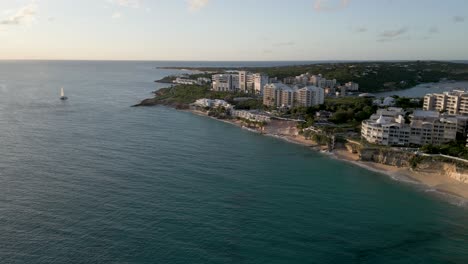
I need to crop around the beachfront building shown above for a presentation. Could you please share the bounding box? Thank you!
[423,90,468,115]
[263,84,325,108]
[296,86,325,107]
[174,77,198,85]
[361,108,466,146]
[212,74,240,92]
[231,110,271,123]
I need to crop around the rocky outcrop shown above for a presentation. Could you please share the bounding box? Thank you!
[416,161,468,184]
[359,148,415,167]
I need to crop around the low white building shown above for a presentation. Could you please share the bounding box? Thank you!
[174,77,198,85]
[361,108,465,146]
[231,110,271,122]
[373,97,396,107]
[194,98,232,109]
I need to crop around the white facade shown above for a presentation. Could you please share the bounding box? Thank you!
[253,73,269,95]
[423,90,468,115]
[212,74,239,92]
[361,108,464,146]
[296,86,325,107]
[231,110,271,122]
[194,98,232,109]
[263,84,324,108]
[263,83,293,108]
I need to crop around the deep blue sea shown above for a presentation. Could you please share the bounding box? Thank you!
[0,61,467,263]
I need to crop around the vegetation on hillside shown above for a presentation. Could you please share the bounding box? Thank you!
[134,84,259,108]
[420,141,468,159]
[159,61,468,92]
[289,97,377,129]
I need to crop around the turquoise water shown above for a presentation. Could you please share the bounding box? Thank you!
[0,61,467,263]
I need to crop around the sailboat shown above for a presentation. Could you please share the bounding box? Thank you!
[60,87,68,100]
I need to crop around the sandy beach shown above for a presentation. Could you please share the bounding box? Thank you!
[333,149,468,200]
[188,109,468,201]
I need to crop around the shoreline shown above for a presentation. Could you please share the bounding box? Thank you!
[186,108,468,204]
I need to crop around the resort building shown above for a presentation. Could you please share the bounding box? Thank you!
[174,77,211,85]
[212,74,240,92]
[231,110,271,123]
[213,72,268,94]
[296,86,325,107]
[174,77,198,85]
[263,83,293,108]
[193,98,232,109]
[361,108,467,146]
[263,84,325,108]
[253,73,269,95]
[423,90,468,115]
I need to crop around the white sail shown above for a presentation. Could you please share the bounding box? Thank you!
[60,87,65,97]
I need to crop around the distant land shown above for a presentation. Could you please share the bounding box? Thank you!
[157,61,468,93]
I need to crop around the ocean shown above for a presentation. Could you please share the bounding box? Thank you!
[0,61,467,263]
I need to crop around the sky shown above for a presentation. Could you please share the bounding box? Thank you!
[0,0,467,61]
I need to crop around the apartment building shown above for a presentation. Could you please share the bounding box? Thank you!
[263,83,293,108]
[263,84,324,108]
[361,108,466,146]
[253,73,269,95]
[296,86,325,107]
[231,110,271,123]
[423,90,468,115]
[211,74,240,92]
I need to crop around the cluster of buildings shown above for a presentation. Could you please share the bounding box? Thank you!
[211,71,269,94]
[362,91,468,147]
[192,98,271,123]
[263,83,325,108]
[211,71,358,100]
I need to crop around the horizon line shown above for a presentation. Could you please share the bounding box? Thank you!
[0,59,467,63]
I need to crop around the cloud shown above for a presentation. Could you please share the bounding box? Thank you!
[0,2,37,26]
[355,27,367,33]
[314,0,350,12]
[112,12,122,19]
[377,27,409,42]
[453,16,465,23]
[108,0,141,8]
[377,36,411,43]
[187,0,210,12]
[273,41,296,47]
[379,27,408,38]
[428,26,438,34]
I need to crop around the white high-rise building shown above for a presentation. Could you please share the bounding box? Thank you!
[263,84,324,108]
[212,74,239,92]
[253,73,269,95]
[296,86,325,107]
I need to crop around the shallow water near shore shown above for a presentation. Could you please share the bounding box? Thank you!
[1,61,468,263]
